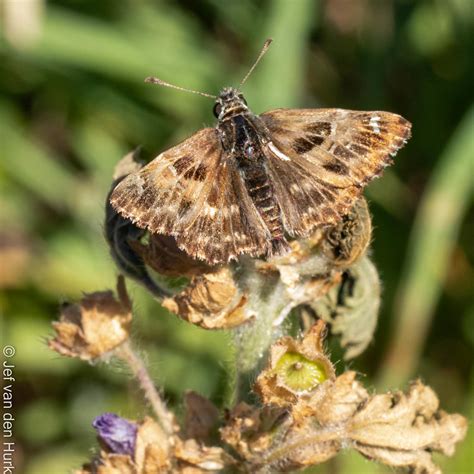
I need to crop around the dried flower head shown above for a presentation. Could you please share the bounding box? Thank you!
[48,277,131,360]
[230,326,467,472]
[255,320,335,406]
[220,402,286,461]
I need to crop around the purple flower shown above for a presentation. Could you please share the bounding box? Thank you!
[92,413,138,456]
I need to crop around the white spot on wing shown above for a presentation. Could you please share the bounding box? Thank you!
[268,142,290,161]
[369,115,381,134]
[204,205,218,218]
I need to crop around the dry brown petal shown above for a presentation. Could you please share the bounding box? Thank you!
[174,438,235,472]
[348,380,468,456]
[134,416,171,473]
[307,371,368,424]
[80,452,135,474]
[97,454,135,474]
[220,403,259,459]
[48,278,131,360]
[162,267,250,329]
[254,320,335,407]
[355,444,441,474]
[184,392,219,443]
[177,467,207,474]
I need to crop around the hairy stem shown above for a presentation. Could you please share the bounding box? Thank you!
[116,340,174,436]
[257,426,341,470]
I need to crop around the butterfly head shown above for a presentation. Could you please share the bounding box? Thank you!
[213,87,249,120]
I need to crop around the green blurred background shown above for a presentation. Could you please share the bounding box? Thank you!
[0,0,473,473]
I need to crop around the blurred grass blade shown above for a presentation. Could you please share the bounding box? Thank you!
[0,103,77,210]
[378,105,474,389]
[248,0,315,111]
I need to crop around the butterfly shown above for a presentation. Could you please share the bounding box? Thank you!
[110,39,411,265]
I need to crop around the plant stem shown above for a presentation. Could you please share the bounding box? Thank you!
[116,340,174,436]
[257,427,341,470]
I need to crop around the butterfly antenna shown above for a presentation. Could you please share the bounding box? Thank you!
[238,38,273,89]
[144,77,216,99]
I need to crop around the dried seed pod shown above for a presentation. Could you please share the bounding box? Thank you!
[183,391,220,443]
[320,197,371,266]
[48,277,131,360]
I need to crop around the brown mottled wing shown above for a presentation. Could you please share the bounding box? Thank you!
[110,128,270,264]
[260,108,411,236]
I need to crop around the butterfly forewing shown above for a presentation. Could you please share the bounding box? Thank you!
[110,128,270,263]
[261,108,411,236]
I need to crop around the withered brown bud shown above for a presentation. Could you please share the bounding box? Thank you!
[48,277,131,360]
[220,402,285,460]
[184,391,220,443]
[134,417,171,473]
[320,197,371,266]
[162,267,250,329]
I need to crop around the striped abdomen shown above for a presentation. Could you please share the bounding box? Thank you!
[233,116,288,253]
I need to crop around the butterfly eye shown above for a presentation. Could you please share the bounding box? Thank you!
[213,102,222,118]
[239,95,248,106]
